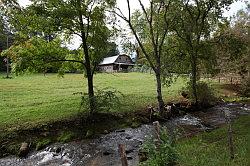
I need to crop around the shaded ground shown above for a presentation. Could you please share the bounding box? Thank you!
[1,102,249,166]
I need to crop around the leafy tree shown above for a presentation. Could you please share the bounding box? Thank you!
[114,0,178,114]
[5,0,116,115]
[106,42,119,57]
[0,0,18,76]
[2,37,70,74]
[0,12,6,72]
[213,5,249,79]
[173,0,234,104]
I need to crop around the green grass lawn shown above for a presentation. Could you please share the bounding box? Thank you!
[0,72,187,131]
[177,115,250,166]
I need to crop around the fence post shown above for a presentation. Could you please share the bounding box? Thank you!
[224,109,234,159]
[153,121,161,148]
[118,144,128,166]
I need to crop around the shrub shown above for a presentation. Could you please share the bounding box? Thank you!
[183,81,217,106]
[36,138,51,151]
[239,76,250,97]
[78,87,123,114]
[140,128,178,166]
[57,131,75,143]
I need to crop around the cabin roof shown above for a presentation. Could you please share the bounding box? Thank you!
[99,54,133,65]
[99,55,119,65]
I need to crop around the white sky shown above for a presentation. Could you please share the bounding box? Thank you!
[18,0,247,51]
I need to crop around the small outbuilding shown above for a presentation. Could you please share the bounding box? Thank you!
[99,54,134,72]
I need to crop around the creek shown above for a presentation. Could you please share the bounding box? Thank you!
[0,103,249,166]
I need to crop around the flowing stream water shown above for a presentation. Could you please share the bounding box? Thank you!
[0,103,249,166]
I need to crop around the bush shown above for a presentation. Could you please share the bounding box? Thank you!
[57,131,75,143]
[239,76,250,97]
[140,128,178,166]
[183,81,217,106]
[78,87,123,114]
[36,139,51,151]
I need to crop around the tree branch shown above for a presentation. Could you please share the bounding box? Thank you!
[126,0,131,21]
[45,58,85,65]
[85,0,95,41]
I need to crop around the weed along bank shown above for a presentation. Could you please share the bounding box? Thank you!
[99,54,134,72]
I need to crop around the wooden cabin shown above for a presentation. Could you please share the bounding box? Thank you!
[99,54,134,72]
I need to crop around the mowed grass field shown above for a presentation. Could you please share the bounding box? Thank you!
[0,72,187,131]
[177,115,250,166]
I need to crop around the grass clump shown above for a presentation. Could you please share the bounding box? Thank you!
[36,138,52,151]
[140,128,178,166]
[57,131,75,143]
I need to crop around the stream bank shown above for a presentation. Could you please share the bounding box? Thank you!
[0,102,249,166]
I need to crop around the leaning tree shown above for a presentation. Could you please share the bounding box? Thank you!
[114,0,178,114]
[173,0,235,104]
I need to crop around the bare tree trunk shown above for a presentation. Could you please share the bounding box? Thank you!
[6,57,10,78]
[6,35,10,78]
[119,0,166,116]
[155,71,165,115]
[191,53,198,105]
[85,66,95,114]
[77,0,95,115]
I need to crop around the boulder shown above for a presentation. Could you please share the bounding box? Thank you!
[138,149,148,162]
[18,142,29,157]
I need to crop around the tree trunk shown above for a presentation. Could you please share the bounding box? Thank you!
[6,35,10,78]
[6,57,10,78]
[77,0,95,115]
[85,63,95,114]
[190,53,198,105]
[81,35,95,115]
[155,71,165,115]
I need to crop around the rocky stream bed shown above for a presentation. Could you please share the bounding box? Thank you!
[0,102,249,166]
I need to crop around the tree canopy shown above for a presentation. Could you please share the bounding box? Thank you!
[2,0,117,114]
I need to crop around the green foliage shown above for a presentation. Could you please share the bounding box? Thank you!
[212,5,249,78]
[183,81,217,105]
[173,0,234,103]
[1,37,70,75]
[239,76,250,97]
[6,0,118,114]
[57,131,75,143]
[105,42,119,57]
[140,128,178,166]
[62,50,84,73]
[36,138,51,151]
[79,87,123,114]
